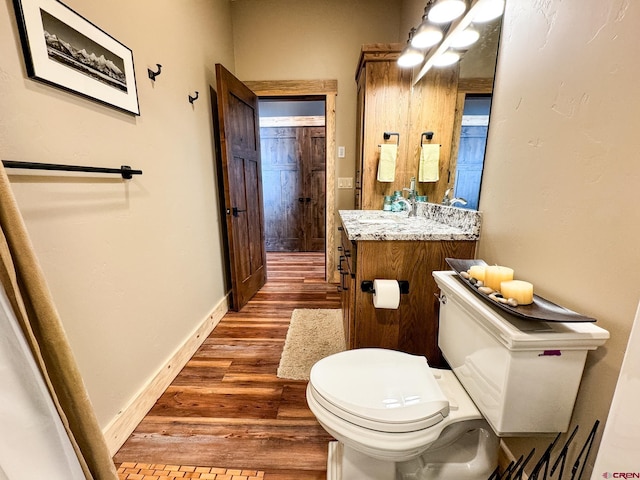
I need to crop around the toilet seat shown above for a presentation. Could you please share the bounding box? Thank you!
[309,349,449,433]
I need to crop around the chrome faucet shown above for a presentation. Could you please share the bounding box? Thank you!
[442,188,454,205]
[450,198,468,207]
[442,188,468,207]
[393,177,418,217]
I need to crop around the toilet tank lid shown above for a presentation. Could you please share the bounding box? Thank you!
[309,349,449,429]
[433,271,610,351]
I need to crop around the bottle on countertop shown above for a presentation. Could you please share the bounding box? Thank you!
[391,190,404,211]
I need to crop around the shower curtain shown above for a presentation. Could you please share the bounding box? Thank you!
[0,164,117,479]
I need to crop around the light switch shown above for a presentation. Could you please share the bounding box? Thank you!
[338,177,353,189]
[338,146,346,158]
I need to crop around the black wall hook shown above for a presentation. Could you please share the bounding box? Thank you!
[188,91,199,104]
[147,64,162,81]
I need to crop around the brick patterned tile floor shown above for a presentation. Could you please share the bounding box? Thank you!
[117,462,265,480]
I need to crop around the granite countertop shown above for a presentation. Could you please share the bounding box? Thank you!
[339,205,481,241]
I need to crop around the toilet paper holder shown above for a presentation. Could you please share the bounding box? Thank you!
[361,280,409,295]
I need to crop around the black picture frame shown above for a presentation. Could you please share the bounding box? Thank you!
[13,0,140,115]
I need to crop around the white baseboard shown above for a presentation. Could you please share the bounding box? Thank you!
[102,295,229,455]
[498,440,529,479]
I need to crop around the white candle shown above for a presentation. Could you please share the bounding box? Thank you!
[501,280,534,305]
[484,266,514,291]
[468,265,486,282]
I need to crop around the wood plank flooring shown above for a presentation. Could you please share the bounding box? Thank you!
[114,252,340,480]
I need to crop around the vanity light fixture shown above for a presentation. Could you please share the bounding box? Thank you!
[408,0,505,84]
[399,0,475,70]
[398,28,426,68]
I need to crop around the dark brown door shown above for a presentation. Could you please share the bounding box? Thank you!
[215,64,266,310]
[260,126,325,252]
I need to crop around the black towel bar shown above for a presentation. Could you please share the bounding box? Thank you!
[421,131,434,144]
[2,160,142,179]
[383,132,400,145]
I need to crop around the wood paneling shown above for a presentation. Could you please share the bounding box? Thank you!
[114,253,340,480]
[260,116,325,128]
[244,80,337,97]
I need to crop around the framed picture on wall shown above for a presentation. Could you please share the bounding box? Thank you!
[12,0,140,115]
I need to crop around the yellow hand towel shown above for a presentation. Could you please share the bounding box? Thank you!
[419,144,440,182]
[377,144,397,182]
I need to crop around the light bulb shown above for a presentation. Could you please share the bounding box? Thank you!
[473,0,505,22]
[398,45,425,67]
[428,0,466,24]
[411,24,444,49]
[448,27,480,49]
[432,50,460,67]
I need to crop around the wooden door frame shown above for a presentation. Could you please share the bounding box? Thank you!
[243,80,338,283]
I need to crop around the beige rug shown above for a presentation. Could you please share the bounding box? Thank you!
[277,309,346,380]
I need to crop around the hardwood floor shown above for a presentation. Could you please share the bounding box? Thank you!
[114,252,340,479]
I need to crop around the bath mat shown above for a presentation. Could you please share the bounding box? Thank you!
[277,309,346,380]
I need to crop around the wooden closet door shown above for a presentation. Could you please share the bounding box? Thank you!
[260,127,304,251]
[261,126,326,252]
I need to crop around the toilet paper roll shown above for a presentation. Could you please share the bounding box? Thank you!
[372,279,401,309]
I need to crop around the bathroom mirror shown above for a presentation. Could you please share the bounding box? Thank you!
[402,0,504,211]
[451,16,502,211]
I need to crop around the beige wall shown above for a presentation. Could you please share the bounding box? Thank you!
[478,0,639,475]
[0,0,234,428]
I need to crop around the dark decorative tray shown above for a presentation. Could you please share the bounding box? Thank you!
[445,258,596,323]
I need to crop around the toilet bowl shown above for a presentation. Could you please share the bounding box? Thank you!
[306,348,498,480]
[306,270,610,480]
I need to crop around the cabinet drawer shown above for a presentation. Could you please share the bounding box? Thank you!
[339,226,355,274]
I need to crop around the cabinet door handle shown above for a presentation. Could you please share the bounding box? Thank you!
[298,197,305,203]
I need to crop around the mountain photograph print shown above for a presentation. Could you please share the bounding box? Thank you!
[13,0,140,115]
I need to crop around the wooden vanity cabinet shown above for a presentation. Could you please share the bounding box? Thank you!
[355,44,459,210]
[339,226,476,367]
[338,226,356,349]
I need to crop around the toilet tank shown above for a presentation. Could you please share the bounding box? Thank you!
[433,270,609,436]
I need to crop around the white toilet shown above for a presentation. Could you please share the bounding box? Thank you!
[306,270,609,480]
